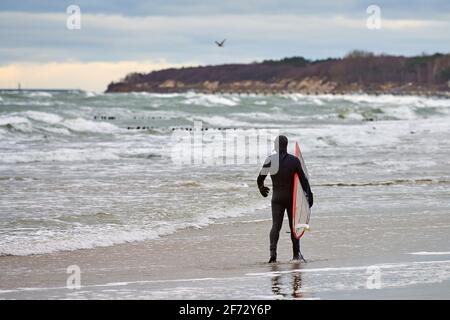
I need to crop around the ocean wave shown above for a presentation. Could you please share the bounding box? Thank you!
[2,100,53,107]
[298,126,398,148]
[24,111,63,124]
[336,106,385,121]
[61,118,121,134]
[173,180,203,187]
[130,92,182,98]
[335,104,447,122]
[27,91,53,98]
[122,152,163,159]
[0,115,30,126]
[183,93,239,107]
[0,113,121,137]
[286,93,450,121]
[0,144,167,163]
[408,251,450,256]
[0,176,38,181]
[172,180,249,189]
[317,93,450,107]
[56,212,121,225]
[84,91,103,98]
[0,148,121,164]
[0,116,33,133]
[382,105,419,120]
[190,115,264,127]
[41,127,72,135]
[290,117,449,149]
[254,100,267,105]
[0,227,168,256]
[0,201,268,256]
[230,112,296,122]
[316,178,450,187]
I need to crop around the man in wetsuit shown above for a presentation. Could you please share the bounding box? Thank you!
[257,135,313,263]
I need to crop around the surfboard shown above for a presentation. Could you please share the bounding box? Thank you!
[292,142,311,239]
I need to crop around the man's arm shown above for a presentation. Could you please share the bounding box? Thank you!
[295,159,313,207]
[257,157,271,197]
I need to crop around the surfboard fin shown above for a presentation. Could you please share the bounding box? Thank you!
[297,224,310,231]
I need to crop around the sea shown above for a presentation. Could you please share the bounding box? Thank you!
[1,90,450,300]
[1,90,449,258]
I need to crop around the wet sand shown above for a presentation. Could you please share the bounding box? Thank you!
[1,211,450,299]
[0,217,275,297]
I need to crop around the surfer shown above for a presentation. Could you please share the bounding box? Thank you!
[257,135,313,263]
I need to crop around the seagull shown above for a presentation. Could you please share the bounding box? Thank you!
[215,39,226,47]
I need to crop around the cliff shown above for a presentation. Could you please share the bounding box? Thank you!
[106,51,450,95]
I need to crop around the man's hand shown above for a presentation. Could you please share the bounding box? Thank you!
[259,186,270,198]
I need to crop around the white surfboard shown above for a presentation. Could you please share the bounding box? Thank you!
[292,142,311,239]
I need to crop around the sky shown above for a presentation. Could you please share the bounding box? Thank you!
[0,0,449,91]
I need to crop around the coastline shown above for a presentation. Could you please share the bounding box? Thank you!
[1,208,450,299]
[104,87,450,98]
[0,216,280,298]
[105,53,450,96]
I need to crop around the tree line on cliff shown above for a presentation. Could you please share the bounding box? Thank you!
[106,50,450,93]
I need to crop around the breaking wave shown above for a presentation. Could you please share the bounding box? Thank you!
[317,178,450,187]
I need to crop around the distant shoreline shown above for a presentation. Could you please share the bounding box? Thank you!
[0,88,82,93]
[106,52,450,96]
[106,88,450,98]
[1,88,449,98]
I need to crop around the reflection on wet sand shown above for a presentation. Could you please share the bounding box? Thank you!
[270,263,304,299]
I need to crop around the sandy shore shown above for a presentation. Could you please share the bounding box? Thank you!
[1,212,450,299]
[0,217,300,295]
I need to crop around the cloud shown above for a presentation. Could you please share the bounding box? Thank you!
[1,0,450,19]
[0,60,187,91]
[1,11,449,65]
[0,8,449,91]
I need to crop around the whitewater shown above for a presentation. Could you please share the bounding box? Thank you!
[0,90,449,256]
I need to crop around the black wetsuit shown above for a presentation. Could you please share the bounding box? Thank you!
[257,149,313,259]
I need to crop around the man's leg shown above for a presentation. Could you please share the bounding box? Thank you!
[286,202,303,261]
[269,201,285,261]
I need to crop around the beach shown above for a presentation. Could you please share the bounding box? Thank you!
[1,209,450,299]
[1,91,450,299]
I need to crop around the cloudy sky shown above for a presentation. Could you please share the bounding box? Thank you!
[0,0,449,91]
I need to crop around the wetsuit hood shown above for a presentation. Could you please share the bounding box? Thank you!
[274,135,288,154]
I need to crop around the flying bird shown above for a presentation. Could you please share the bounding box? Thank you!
[215,39,226,47]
